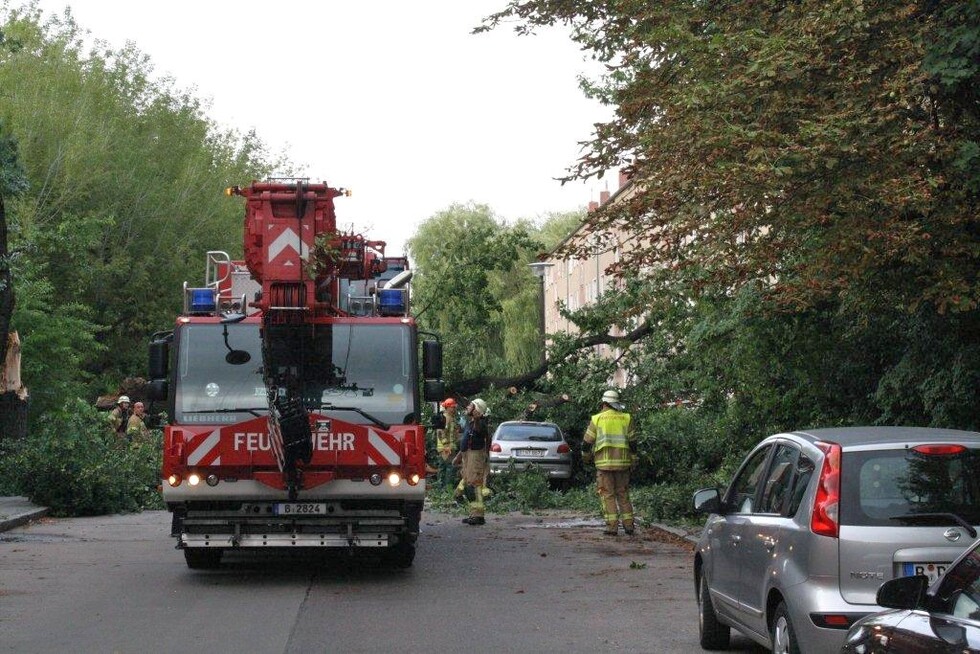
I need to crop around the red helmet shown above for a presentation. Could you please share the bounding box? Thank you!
[441,398,457,408]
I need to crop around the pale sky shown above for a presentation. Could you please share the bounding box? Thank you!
[32,0,612,255]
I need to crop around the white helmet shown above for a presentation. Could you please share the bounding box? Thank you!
[601,390,624,410]
[118,395,131,405]
[470,398,489,417]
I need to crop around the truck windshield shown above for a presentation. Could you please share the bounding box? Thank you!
[174,322,417,425]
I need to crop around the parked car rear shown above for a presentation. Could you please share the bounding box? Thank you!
[842,535,980,652]
[692,426,980,654]
[489,421,572,488]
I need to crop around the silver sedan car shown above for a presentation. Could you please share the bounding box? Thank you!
[488,421,573,487]
[692,426,980,654]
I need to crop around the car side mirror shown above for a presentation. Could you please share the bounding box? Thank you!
[693,488,723,514]
[876,575,928,610]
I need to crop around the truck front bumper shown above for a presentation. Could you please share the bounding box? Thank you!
[172,497,422,550]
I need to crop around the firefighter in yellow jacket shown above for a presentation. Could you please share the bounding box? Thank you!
[459,398,491,526]
[435,398,459,487]
[582,389,636,536]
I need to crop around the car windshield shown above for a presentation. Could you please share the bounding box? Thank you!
[495,424,562,442]
[174,322,416,425]
[841,447,980,526]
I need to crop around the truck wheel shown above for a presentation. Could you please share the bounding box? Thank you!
[698,573,730,650]
[184,548,223,570]
[389,543,415,569]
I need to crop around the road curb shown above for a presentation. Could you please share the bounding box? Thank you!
[0,498,49,533]
[649,521,700,544]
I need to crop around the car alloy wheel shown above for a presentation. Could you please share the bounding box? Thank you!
[771,601,799,654]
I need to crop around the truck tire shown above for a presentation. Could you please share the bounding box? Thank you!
[389,543,415,569]
[184,548,223,570]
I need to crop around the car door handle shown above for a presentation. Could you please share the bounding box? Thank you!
[763,536,776,551]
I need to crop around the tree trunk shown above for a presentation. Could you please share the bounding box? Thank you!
[447,319,653,397]
[0,391,28,443]
[0,330,28,443]
[0,193,12,367]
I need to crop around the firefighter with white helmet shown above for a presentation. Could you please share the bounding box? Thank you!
[459,398,491,525]
[109,395,132,438]
[582,389,637,535]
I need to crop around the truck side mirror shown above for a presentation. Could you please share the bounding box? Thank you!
[149,338,170,379]
[147,379,169,402]
[423,380,445,402]
[422,340,442,380]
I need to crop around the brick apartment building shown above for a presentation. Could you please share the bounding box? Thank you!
[535,171,636,386]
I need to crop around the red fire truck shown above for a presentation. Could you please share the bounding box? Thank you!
[147,180,443,569]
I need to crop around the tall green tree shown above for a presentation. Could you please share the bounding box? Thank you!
[0,118,27,369]
[477,0,980,435]
[481,1,979,314]
[0,5,286,420]
[407,202,541,383]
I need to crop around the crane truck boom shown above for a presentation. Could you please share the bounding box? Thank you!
[146,179,444,569]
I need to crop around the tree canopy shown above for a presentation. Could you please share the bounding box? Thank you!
[406,202,547,383]
[0,5,286,423]
[480,1,979,315]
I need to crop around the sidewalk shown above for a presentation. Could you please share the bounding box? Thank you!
[0,496,48,532]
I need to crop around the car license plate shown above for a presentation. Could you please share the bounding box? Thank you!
[515,449,542,457]
[274,503,326,516]
[903,562,948,583]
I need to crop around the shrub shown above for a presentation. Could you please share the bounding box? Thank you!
[486,465,562,513]
[5,399,163,516]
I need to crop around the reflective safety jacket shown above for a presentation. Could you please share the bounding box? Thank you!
[584,408,634,471]
[436,416,459,454]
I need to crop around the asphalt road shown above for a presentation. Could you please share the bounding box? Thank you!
[0,508,763,654]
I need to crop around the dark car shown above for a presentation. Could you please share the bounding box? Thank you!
[841,537,980,653]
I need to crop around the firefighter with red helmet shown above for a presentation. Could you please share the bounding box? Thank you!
[435,398,459,487]
[582,389,636,536]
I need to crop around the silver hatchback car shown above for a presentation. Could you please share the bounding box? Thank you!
[488,421,573,486]
[692,426,980,654]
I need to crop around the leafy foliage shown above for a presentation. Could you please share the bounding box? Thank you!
[407,202,543,381]
[1,399,163,516]
[0,5,287,425]
[480,1,979,314]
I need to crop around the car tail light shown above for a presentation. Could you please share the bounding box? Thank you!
[557,443,570,454]
[912,444,966,456]
[490,443,502,453]
[811,441,841,538]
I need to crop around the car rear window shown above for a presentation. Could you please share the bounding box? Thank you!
[841,447,980,527]
[494,424,562,442]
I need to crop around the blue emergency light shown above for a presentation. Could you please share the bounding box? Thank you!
[377,289,405,316]
[189,288,217,314]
